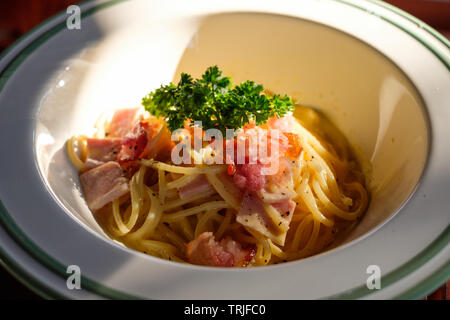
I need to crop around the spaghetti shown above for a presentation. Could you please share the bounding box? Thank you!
[67,105,369,267]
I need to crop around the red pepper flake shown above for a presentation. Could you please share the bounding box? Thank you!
[227,163,236,176]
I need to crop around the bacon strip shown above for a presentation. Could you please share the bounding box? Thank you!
[79,161,129,210]
[106,108,142,138]
[236,192,296,246]
[84,138,122,169]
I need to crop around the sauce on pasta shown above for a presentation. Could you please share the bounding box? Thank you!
[67,105,368,267]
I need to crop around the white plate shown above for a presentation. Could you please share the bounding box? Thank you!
[0,0,448,299]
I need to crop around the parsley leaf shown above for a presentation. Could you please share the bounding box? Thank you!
[142,66,294,134]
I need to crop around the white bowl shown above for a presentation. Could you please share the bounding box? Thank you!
[0,0,448,299]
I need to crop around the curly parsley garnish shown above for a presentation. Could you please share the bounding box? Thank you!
[142,66,294,134]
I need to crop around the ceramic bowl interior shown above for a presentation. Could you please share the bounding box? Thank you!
[35,12,429,253]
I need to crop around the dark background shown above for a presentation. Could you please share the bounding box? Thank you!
[0,0,448,300]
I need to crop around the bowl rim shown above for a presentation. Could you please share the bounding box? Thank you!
[0,0,448,300]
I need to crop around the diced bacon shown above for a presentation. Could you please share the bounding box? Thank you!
[106,108,142,138]
[186,232,255,267]
[229,118,301,192]
[233,172,247,189]
[117,123,148,163]
[233,163,265,192]
[79,161,129,210]
[186,232,233,267]
[116,121,158,177]
[219,237,256,267]
[178,175,212,199]
[84,138,122,169]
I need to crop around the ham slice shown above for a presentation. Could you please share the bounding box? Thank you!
[79,161,129,210]
[178,175,212,199]
[272,199,296,222]
[106,108,142,138]
[84,138,122,169]
[236,192,296,246]
[186,232,255,267]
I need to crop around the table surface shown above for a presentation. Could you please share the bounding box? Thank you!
[0,0,448,300]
